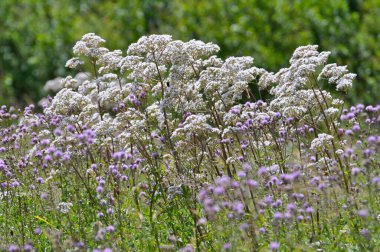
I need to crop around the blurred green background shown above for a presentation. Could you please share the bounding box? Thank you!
[0,0,379,105]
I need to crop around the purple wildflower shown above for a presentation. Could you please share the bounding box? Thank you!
[269,242,280,251]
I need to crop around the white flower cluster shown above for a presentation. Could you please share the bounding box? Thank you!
[43,72,89,93]
[310,133,334,151]
[57,202,73,214]
[172,114,220,140]
[256,45,354,119]
[43,34,356,162]
[65,57,83,69]
[200,57,264,110]
[318,63,356,92]
[259,45,330,96]
[45,88,91,116]
[72,33,108,59]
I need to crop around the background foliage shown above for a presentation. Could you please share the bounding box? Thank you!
[0,0,379,105]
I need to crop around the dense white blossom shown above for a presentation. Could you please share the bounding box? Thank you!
[127,35,173,59]
[73,33,108,58]
[45,88,91,116]
[65,57,84,69]
[57,202,73,214]
[310,134,334,151]
[172,114,220,140]
[98,50,123,74]
[43,34,358,162]
[318,63,356,91]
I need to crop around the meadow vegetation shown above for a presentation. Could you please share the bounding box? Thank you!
[0,33,379,251]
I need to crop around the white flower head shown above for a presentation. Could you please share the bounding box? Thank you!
[57,202,73,214]
[310,133,334,151]
[98,49,123,74]
[127,35,173,57]
[73,33,108,58]
[65,57,84,69]
[318,63,356,92]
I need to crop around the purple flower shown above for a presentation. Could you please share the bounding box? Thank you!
[357,104,364,110]
[223,243,231,250]
[352,124,360,132]
[8,245,19,252]
[274,199,282,207]
[112,151,126,160]
[197,218,207,225]
[258,167,267,176]
[216,176,230,186]
[24,244,33,251]
[230,107,240,114]
[63,154,71,163]
[372,177,380,188]
[41,139,50,146]
[44,155,52,163]
[273,212,283,220]
[351,167,361,176]
[264,195,273,204]
[337,128,345,136]
[11,181,20,187]
[367,135,378,145]
[76,242,85,248]
[54,128,62,136]
[106,225,116,233]
[54,150,63,158]
[357,209,369,219]
[237,170,246,178]
[345,148,353,155]
[214,186,224,196]
[179,245,194,252]
[346,112,355,119]
[362,149,374,158]
[239,222,249,231]
[67,124,76,133]
[246,179,258,188]
[96,186,104,194]
[269,242,280,251]
[361,228,369,237]
[231,181,239,188]
[232,202,245,214]
[345,129,353,136]
[284,211,292,219]
[306,207,314,214]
